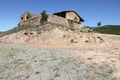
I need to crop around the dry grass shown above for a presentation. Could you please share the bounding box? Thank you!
[0,43,120,80]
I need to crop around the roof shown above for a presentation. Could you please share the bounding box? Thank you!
[53,10,84,22]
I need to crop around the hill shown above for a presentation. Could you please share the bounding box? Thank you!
[0,23,110,44]
[93,25,120,35]
[0,23,120,79]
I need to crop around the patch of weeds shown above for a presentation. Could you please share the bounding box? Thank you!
[53,67,60,77]
[0,77,3,79]
[26,75,30,78]
[61,57,77,65]
[37,28,43,34]
[50,54,58,61]
[95,64,114,78]
[32,55,37,59]
[39,59,47,65]
[25,65,31,70]
[34,60,37,62]
[87,58,92,60]
[48,22,68,29]
[0,47,24,58]
[54,71,60,77]
[14,59,31,71]
[35,71,40,74]
[49,78,54,80]
[106,69,113,74]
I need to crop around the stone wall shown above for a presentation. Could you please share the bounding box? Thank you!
[73,22,84,29]
[48,14,69,26]
[20,17,40,26]
[20,14,69,26]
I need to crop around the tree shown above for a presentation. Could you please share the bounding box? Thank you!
[97,22,102,27]
[40,10,48,25]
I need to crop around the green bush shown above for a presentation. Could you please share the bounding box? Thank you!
[40,10,48,25]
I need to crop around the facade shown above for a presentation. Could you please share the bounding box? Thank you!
[53,10,84,23]
[19,10,84,29]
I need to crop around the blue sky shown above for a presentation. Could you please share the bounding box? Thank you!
[0,0,120,31]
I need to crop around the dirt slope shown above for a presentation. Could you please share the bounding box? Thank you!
[0,26,120,47]
[0,26,120,80]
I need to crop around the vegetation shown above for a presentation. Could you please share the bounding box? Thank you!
[97,22,102,27]
[0,25,39,37]
[94,25,120,35]
[0,22,69,37]
[74,17,78,22]
[40,10,48,25]
[48,22,68,28]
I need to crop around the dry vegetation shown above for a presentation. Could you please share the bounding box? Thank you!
[0,43,120,80]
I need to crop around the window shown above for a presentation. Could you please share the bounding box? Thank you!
[26,16,29,19]
[21,17,23,20]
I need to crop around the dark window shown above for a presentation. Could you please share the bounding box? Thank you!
[21,17,23,20]
[26,16,29,19]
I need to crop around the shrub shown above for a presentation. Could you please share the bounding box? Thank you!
[74,17,78,22]
[40,10,48,25]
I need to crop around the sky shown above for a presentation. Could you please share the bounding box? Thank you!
[0,0,120,31]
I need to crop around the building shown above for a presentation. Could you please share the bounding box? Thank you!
[20,12,40,26]
[53,10,84,29]
[19,10,84,29]
[53,10,84,23]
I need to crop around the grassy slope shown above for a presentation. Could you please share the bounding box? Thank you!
[0,25,39,37]
[93,25,120,35]
[0,23,68,37]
